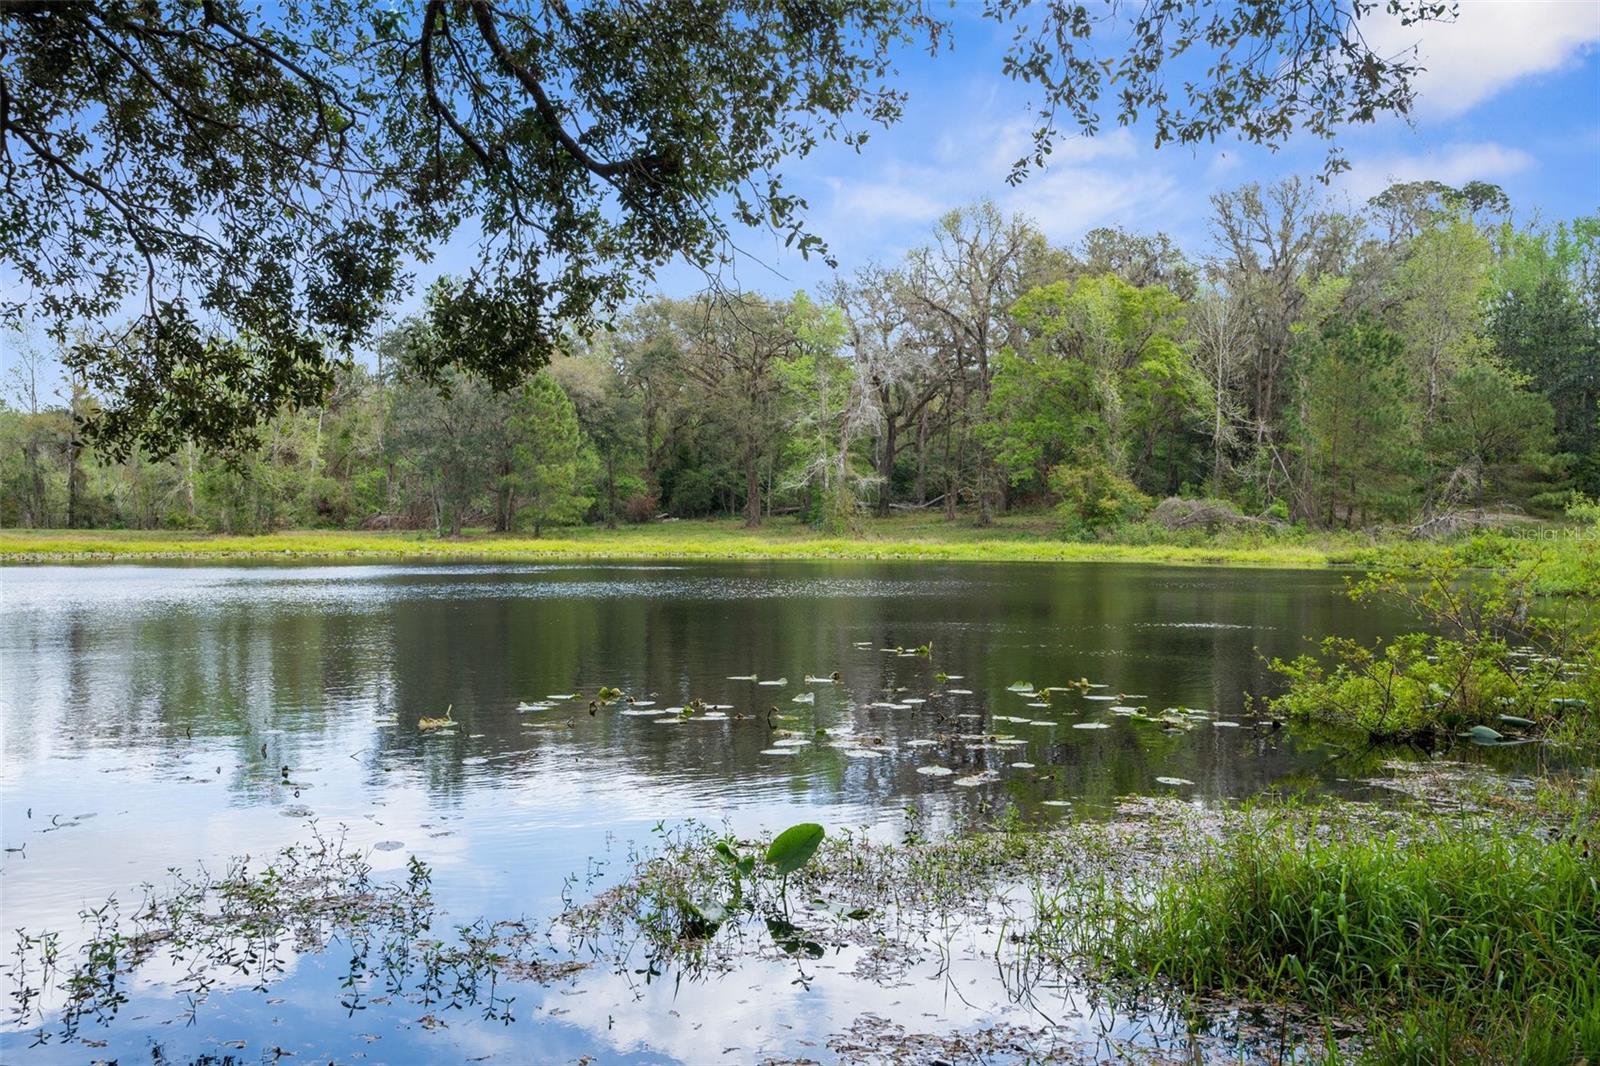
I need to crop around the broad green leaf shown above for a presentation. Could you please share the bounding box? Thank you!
[765,822,825,877]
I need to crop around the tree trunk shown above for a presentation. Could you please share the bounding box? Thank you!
[605,455,618,529]
[65,433,83,529]
[874,412,896,517]
[744,453,761,528]
[495,463,513,532]
[914,408,929,504]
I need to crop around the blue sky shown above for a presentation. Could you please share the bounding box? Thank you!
[4,1,1598,397]
[647,0,1600,299]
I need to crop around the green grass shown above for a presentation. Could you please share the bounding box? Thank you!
[1086,810,1600,1064]
[0,514,1348,568]
[7,516,1593,595]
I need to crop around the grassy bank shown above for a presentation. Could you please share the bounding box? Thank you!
[0,516,1349,568]
[1086,809,1600,1063]
[4,517,1593,593]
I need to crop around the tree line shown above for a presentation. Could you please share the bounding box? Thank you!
[4,178,1595,536]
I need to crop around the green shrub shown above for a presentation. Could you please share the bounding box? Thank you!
[1267,554,1599,746]
[1048,461,1150,535]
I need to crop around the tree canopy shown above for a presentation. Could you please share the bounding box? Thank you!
[2,0,1454,455]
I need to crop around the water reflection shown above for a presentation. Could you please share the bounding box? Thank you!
[1,560,1423,1061]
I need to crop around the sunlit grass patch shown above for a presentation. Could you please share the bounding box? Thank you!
[1075,808,1600,1064]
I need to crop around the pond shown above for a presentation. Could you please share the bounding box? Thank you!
[0,560,1485,1062]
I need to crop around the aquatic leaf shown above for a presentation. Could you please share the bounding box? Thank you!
[1460,724,1504,744]
[791,692,815,704]
[758,678,789,686]
[418,705,455,731]
[766,823,825,876]
[683,900,726,938]
[765,917,824,958]
[547,694,575,700]
[1071,722,1111,730]
[1155,776,1195,787]
[915,765,954,776]
[1007,681,1035,692]
[1497,714,1536,729]
[727,674,758,681]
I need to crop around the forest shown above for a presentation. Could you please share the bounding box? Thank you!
[4,177,1596,538]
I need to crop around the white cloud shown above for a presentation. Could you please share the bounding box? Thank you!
[1340,140,1536,202]
[1365,0,1600,117]
[811,120,1181,264]
[822,172,951,227]
[1000,165,1181,244]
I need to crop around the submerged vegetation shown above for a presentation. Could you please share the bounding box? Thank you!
[560,783,1600,1064]
[4,829,587,1048]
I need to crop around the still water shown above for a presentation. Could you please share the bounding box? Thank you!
[2,561,1420,1063]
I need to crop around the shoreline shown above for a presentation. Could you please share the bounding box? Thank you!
[0,526,1349,569]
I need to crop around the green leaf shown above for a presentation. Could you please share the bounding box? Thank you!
[1460,724,1503,744]
[765,822,825,877]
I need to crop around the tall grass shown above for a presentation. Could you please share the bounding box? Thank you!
[1088,814,1600,1063]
